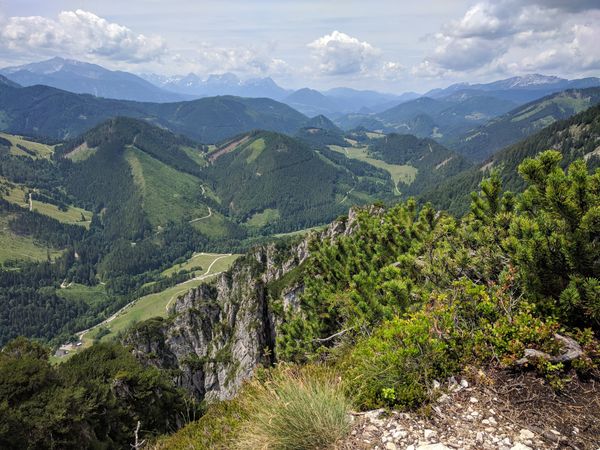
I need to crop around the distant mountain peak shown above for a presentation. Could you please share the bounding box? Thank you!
[504,74,564,88]
[0,57,186,103]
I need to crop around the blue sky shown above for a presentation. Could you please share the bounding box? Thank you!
[0,0,599,93]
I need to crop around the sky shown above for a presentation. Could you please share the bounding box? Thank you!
[0,0,599,93]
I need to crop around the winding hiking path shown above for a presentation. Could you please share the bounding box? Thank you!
[188,185,212,223]
[189,207,212,223]
[76,253,231,341]
[164,253,232,311]
[338,187,356,204]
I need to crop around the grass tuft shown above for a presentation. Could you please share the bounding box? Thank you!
[237,366,351,450]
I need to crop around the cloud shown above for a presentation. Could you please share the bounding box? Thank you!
[524,0,600,12]
[0,9,166,63]
[413,0,600,78]
[379,61,405,80]
[183,44,290,77]
[308,31,380,75]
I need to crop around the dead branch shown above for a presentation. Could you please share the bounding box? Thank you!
[313,328,352,343]
[515,333,583,366]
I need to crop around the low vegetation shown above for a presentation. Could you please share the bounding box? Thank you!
[151,366,351,450]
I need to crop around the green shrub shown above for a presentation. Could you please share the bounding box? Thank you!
[341,306,461,410]
[150,399,246,450]
[236,366,351,450]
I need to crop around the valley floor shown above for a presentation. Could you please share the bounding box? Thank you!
[343,371,600,450]
[52,252,239,361]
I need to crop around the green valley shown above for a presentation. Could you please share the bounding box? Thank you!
[55,252,239,359]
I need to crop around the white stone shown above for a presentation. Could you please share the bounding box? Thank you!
[476,432,484,444]
[424,429,437,440]
[469,397,478,403]
[406,446,415,450]
[433,380,441,390]
[416,444,451,450]
[385,442,397,450]
[510,444,532,450]
[519,429,535,440]
[488,416,497,426]
[437,394,450,403]
[393,430,408,439]
[460,379,469,388]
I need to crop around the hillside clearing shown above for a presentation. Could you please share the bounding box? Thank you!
[329,144,417,190]
[67,253,239,353]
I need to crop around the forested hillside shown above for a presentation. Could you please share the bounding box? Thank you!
[0,82,309,143]
[452,87,600,161]
[334,93,518,144]
[0,117,405,346]
[421,102,600,214]
[206,131,393,231]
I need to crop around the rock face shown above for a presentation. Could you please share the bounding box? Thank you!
[124,207,368,402]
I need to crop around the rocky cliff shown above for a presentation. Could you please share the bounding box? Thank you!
[124,208,364,402]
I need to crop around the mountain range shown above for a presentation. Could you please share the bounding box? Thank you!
[420,101,600,214]
[0,80,309,143]
[425,73,600,103]
[0,57,188,103]
[3,58,599,122]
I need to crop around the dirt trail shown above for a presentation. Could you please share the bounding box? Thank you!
[76,253,231,341]
[164,253,232,311]
[339,187,356,204]
[189,207,212,223]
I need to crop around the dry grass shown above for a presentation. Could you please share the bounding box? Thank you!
[236,366,352,450]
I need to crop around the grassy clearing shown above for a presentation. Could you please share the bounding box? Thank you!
[82,253,239,346]
[65,142,97,162]
[0,214,62,264]
[56,283,109,307]
[191,211,234,239]
[3,183,28,206]
[1,179,92,228]
[0,132,54,159]
[511,96,591,123]
[125,147,208,226]
[30,200,92,228]
[181,146,208,167]
[244,138,266,163]
[246,208,280,228]
[329,145,417,189]
[161,252,233,277]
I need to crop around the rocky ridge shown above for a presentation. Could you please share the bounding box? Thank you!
[124,208,365,402]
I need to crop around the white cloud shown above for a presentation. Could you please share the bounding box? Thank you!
[182,44,290,78]
[379,61,405,79]
[308,31,380,75]
[414,0,600,78]
[0,9,166,63]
